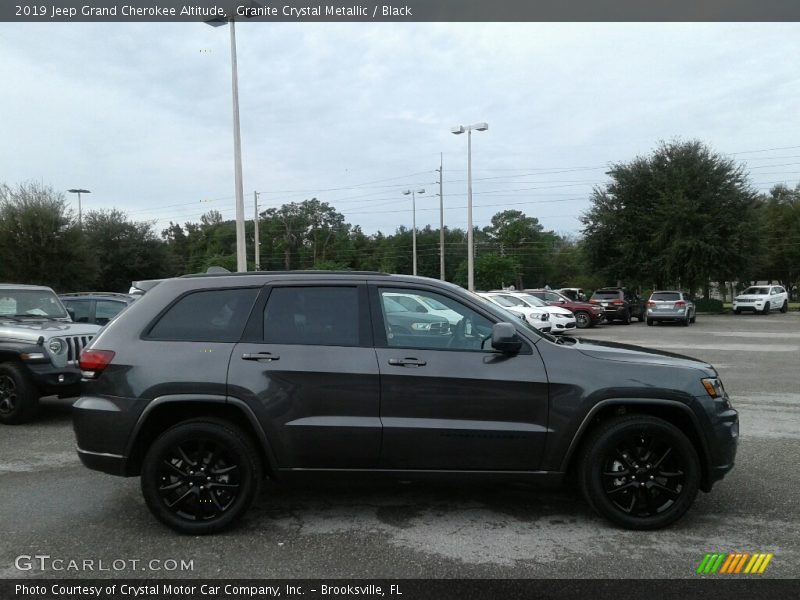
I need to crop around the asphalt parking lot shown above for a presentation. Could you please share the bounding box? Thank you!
[1,312,799,579]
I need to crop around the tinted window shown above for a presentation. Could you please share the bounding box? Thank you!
[95,300,126,325]
[263,286,359,347]
[592,290,622,299]
[652,292,681,301]
[148,288,259,342]
[62,299,91,323]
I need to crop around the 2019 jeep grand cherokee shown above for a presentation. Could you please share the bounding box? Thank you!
[73,272,738,534]
[0,284,100,424]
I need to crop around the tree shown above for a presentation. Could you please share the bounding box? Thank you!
[0,182,94,291]
[753,183,800,290]
[82,209,169,291]
[581,140,760,295]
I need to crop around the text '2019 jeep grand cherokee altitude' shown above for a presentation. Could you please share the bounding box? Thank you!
[73,272,738,534]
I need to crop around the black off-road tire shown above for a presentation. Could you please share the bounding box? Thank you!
[141,419,262,535]
[578,415,700,530]
[780,301,788,314]
[0,362,40,425]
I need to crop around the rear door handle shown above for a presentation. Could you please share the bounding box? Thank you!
[388,357,427,367]
[242,352,280,361]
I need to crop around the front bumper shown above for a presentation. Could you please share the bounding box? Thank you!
[25,362,82,396]
[696,394,739,491]
[733,300,764,312]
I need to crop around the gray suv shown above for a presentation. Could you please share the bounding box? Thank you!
[73,272,738,534]
[0,284,100,424]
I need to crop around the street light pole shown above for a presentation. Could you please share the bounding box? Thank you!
[67,188,90,228]
[206,12,252,273]
[436,153,445,280]
[253,190,260,271]
[451,123,488,291]
[403,188,425,276]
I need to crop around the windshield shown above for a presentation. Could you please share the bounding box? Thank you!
[0,289,68,318]
[517,294,548,307]
[742,287,769,295]
[418,296,450,311]
[489,294,526,307]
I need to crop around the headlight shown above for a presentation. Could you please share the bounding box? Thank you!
[48,338,65,354]
[411,322,432,331]
[702,377,726,399]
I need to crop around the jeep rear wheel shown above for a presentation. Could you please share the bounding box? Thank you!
[0,362,40,425]
[141,419,262,534]
[578,415,700,530]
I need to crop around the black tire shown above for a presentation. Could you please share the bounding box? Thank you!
[646,319,653,326]
[141,419,262,534]
[0,362,40,425]
[578,415,700,530]
[623,310,631,325]
[574,312,592,329]
[636,309,646,322]
[762,302,770,315]
[690,313,696,324]
[734,308,741,315]
[780,301,788,314]
[681,316,689,327]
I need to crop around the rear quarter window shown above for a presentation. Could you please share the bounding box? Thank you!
[146,288,260,342]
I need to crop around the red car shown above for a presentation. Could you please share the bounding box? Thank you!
[523,289,605,328]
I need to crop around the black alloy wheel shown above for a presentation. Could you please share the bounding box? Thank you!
[579,415,699,529]
[141,420,262,534]
[575,312,591,329]
[0,363,39,425]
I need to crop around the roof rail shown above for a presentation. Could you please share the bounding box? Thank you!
[179,270,391,279]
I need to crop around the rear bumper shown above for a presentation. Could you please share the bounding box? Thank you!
[76,447,127,476]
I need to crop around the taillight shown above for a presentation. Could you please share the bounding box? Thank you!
[612,299,625,305]
[79,349,115,378]
[647,301,656,308]
[675,301,686,308]
[590,299,599,304]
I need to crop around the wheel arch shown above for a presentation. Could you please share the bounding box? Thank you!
[124,396,278,478]
[561,399,713,492]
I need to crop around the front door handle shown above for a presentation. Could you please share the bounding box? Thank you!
[242,352,280,362]
[388,357,427,367]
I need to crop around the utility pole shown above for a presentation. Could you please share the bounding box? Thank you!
[435,154,445,280]
[253,191,261,271]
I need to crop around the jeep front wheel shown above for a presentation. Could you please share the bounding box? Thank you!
[141,419,262,534]
[0,362,40,425]
[578,415,700,530]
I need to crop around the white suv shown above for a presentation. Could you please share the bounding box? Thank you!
[733,285,789,315]
[477,292,552,333]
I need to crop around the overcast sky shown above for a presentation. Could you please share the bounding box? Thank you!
[1,22,799,237]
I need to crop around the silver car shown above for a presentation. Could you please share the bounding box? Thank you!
[646,290,696,326]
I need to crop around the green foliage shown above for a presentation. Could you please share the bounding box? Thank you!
[694,298,724,313]
[581,140,761,292]
[0,182,95,291]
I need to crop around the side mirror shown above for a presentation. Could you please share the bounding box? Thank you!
[491,322,522,354]
[66,308,76,321]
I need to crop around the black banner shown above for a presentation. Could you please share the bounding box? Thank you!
[3,579,800,600]
[2,0,800,23]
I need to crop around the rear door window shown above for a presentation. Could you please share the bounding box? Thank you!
[263,286,360,347]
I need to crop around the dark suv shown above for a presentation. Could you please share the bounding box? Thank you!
[590,287,645,324]
[73,272,738,534]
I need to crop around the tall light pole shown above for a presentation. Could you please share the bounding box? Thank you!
[67,189,90,228]
[451,122,488,291]
[206,5,261,272]
[403,188,425,276]
[435,154,445,280]
[253,190,260,271]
